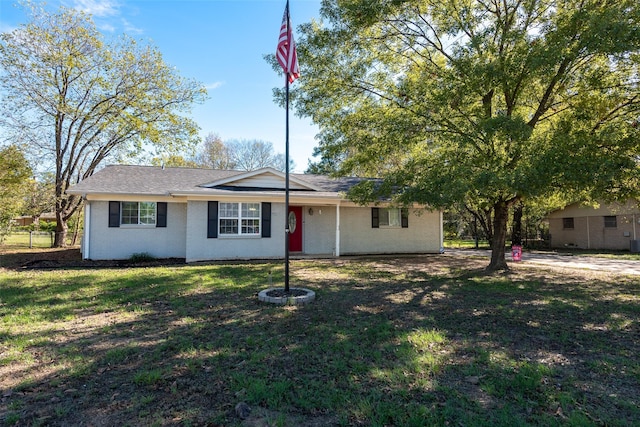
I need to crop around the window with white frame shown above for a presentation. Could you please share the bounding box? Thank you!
[219,202,260,235]
[121,202,156,225]
[379,208,402,227]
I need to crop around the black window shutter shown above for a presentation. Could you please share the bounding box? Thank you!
[156,202,167,227]
[207,201,218,238]
[261,202,271,238]
[401,208,409,228]
[372,208,380,228]
[108,201,120,228]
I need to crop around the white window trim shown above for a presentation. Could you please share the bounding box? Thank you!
[379,208,402,228]
[218,202,261,236]
[121,201,157,226]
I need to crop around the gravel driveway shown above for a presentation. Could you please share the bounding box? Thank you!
[445,249,640,275]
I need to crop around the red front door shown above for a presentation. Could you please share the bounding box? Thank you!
[288,206,303,252]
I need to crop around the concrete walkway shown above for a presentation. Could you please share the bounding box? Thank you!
[444,249,640,276]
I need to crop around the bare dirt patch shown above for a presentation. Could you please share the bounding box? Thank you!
[0,246,185,270]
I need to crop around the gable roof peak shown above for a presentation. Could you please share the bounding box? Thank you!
[200,167,326,191]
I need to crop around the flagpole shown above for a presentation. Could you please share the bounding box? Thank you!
[284,72,290,293]
[277,0,296,294]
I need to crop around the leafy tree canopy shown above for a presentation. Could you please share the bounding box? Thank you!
[0,2,207,246]
[23,172,56,225]
[0,145,32,239]
[291,0,640,269]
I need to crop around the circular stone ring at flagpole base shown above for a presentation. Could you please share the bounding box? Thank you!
[257,287,315,305]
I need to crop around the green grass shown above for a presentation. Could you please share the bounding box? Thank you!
[443,238,492,249]
[1,232,54,248]
[445,238,640,261]
[553,248,640,260]
[1,254,639,426]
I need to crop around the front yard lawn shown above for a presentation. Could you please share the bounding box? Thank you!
[1,252,639,426]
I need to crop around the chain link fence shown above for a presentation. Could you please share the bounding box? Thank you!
[1,231,82,248]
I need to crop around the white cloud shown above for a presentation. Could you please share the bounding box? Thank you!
[96,22,116,32]
[122,18,143,35]
[71,0,120,17]
[205,81,225,90]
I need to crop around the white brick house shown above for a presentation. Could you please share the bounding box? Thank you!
[67,165,443,262]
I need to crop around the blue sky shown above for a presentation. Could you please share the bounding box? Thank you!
[0,0,323,172]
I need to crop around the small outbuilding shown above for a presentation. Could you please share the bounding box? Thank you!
[547,200,640,251]
[67,165,444,262]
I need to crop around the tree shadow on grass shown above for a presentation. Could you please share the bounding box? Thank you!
[1,257,639,426]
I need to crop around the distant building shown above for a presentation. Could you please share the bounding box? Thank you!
[547,200,640,251]
[13,212,56,227]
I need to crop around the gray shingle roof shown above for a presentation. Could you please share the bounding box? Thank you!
[67,165,369,197]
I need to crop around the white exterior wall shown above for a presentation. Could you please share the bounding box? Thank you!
[331,207,441,255]
[303,205,338,255]
[185,200,286,262]
[302,206,442,255]
[85,201,187,260]
[84,200,443,261]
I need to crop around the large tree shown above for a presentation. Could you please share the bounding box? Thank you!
[226,139,291,172]
[23,172,56,229]
[291,0,640,270]
[0,4,206,247]
[195,133,236,170]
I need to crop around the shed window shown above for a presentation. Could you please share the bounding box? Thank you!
[562,218,574,229]
[604,216,617,228]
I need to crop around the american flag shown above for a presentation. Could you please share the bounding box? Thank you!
[276,1,299,83]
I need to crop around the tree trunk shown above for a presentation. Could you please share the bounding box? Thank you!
[511,201,523,246]
[71,207,82,246]
[487,200,509,271]
[54,212,68,248]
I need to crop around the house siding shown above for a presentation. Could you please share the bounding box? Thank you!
[85,201,187,260]
[302,206,338,255]
[83,201,443,261]
[339,207,441,255]
[185,200,286,262]
[548,201,640,250]
[549,214,638,250]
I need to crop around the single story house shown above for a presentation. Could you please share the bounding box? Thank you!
[547,200,640,251]
[66,165,444,262]
[13,212,56,227]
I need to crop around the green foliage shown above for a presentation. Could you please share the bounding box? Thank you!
[133,369,165,386]
[150,154,200,168]
[129,252,156,263]
[291,0,640,269]
[22,173,56,230]
[0,145,32,241]
[0,3,207,246]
